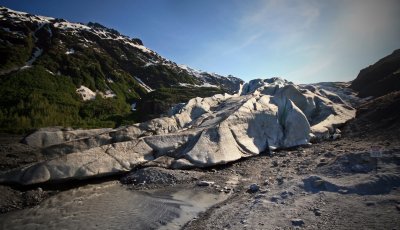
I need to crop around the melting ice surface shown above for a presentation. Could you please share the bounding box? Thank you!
[0,182,227,230]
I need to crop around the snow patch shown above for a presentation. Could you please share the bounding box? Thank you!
[134,77,154,92]
[178,83,219,88]
[46,69,55,75]
[20,48,43,70]
[131,103,137,111]
[76,86,96,101]
[1,7,54,24]
[54,21,91,31]
[102,90,116,99]
[76,86,117,101]
[2,27,25,37]
[144,62,154,67]
[124,41,152,54]
[65,48,75,55]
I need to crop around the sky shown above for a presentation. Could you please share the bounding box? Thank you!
[2,0,400,83]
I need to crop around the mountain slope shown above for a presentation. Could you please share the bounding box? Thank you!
[0,7,242,132]
[350,49,400,98]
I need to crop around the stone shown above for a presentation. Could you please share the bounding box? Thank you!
[249,183,260,193]
[276,177,284,185]
[365,201,376,206]
[196,181,215,186]
[313,179,325,187]
[313,208,322,216]
[280,190,293,199]
[120,167,180,185]
[270,196,280,203]
[332,133,341,140]
[291,218,305,227]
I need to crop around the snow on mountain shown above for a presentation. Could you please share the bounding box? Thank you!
[76,85,96,101]
[0,6,242,94]
[134,77,154,93]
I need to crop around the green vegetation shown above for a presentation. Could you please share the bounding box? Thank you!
[0,66,222,132]
[0,29,33,73]
[0,66,137,133]
[0,16,233,133]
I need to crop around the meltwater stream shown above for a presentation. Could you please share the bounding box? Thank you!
[0,182,227,230]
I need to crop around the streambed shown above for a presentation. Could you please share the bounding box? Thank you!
[0,182,227,230]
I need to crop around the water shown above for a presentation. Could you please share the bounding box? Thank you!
[0,182,227,230]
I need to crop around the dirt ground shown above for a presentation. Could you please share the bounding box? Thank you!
[0,93,400,229]
[182,134,400,230]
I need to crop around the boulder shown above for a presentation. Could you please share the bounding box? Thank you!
[0,78,355,185]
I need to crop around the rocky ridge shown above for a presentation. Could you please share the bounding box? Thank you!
[0,6,242,92]
[350,49,400,98]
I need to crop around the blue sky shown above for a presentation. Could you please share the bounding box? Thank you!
[2,0,400,83]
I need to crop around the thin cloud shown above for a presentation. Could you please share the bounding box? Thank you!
[221,0,322,58]
[284,0,400,83]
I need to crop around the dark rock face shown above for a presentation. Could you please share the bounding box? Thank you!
[350,49,400,98]
[345,91,400,139]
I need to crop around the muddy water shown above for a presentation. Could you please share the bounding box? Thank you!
[0,182,227,230]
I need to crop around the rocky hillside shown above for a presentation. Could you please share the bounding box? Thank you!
[350,49,400,98]
[0,7,242,132]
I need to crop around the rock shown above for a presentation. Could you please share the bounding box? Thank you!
[332,133,341,140]
[197,180,215,186]
[365,201,376,206]
[291,218,305,227]
[313,208,322,216]
[276,176,284,185]
[23,188,46,206]
[317,158,328,167]
[249,183,260,193]
[1,78,355,185]
[313,179,325,187]
[255,194,267,199]
[270,195,280,203]
[121,167,179,185]
[280,190,293,199]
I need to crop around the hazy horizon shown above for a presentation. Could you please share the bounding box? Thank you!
[2,0,400,84]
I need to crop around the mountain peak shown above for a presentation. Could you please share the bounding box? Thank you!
[0,6,242,132]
